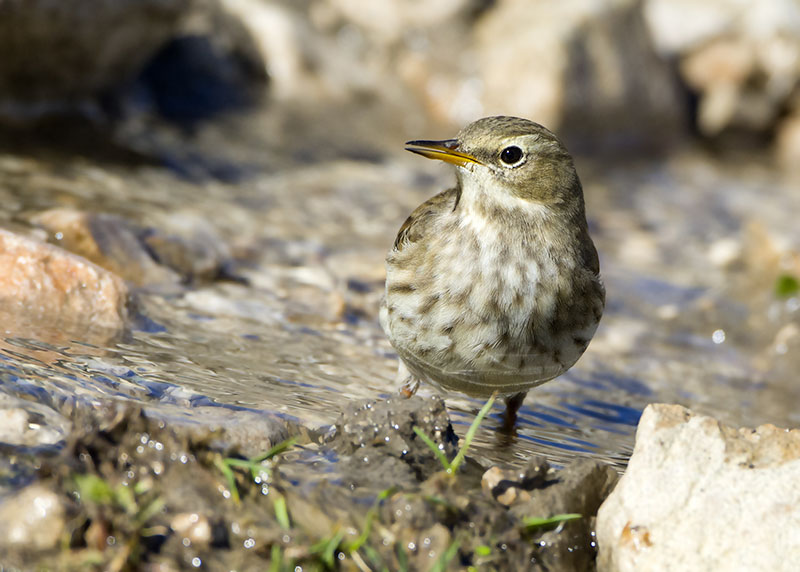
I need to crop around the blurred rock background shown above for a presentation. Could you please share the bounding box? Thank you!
[1,0,799,160]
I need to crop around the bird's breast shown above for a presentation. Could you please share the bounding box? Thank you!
[382,207,601,394]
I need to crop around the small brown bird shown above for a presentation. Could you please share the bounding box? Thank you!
[380,116,604,425]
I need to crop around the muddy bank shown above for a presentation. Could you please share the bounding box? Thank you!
[0,395,617,570]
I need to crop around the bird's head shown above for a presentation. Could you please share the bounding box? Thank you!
[406,116,582,210]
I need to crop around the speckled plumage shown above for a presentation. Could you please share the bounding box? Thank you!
[380,116,604,415]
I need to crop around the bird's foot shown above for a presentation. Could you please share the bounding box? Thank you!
[400,379,420,398]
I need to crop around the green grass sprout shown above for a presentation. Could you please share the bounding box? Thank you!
[413,391,498,474]
[216,437,298,503]
[430,538,460,572]
[311,529,345,568]
[522,513,582,530]
[412,426,451,470]
[273,493,291,529]
[450,392,497,472]
[343,487,395,553]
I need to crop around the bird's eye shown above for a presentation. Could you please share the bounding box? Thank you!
[500,146,524,165]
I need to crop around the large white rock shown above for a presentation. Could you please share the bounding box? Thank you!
[597,403,800,571]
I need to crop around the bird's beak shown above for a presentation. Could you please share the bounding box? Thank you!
[405,139,483,167]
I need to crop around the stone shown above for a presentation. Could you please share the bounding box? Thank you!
[150,404,293,460]
[395,522,453,571]
[170,512,213,548]
[0,398,67,448]
[596,403,800,572]
[140,212,234,283]
[504,458,618,572]
[509,459,619,523]
[0,484,66,550]
[643,0,740,55]
[474,0,684,151]
[30,208,178,287]
[645,0,800,138]
[0,0,193,107]
[0,228,128,333]
[30,208,235,287]
[328,0,471,44]
[481,455,550,506]
[776,111,800,170]
[217,0,319,100]
[218,0,377,102]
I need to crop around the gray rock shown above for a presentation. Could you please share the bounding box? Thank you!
[503,458,618,571]
[597,403,800,571]
[328,0,472,43]
[508,459,619,521]
[30,208,180,287]
[776,109,800,170]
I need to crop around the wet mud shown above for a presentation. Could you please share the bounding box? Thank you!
[1,396,616,571]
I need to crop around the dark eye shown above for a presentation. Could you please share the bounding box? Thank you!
[500,146,523,165]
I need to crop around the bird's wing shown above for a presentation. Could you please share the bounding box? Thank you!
[392,188,458,252]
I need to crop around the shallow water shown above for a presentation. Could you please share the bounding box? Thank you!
[1,108,799,477]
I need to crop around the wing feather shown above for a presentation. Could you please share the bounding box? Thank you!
[393,188,458,252]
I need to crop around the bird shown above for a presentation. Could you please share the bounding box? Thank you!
[379,116,604,426]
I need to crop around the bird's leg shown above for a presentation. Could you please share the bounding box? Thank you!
[501,391,527,430]
[396,361,419,398]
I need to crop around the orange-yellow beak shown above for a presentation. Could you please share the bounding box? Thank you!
[405,139,483,167]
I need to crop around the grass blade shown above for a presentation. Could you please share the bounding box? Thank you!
[213,457,240,503]
[274,493,291,529]
[523,513,581,530]
[251,437,298,463]
[413,427,452,471]
[450,392,497,473]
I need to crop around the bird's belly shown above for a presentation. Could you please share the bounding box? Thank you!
[383,262,595,396]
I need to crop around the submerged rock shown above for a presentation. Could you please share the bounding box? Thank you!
[596,403,800,571]
[30,208,179,287]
